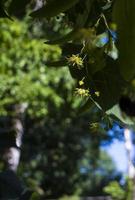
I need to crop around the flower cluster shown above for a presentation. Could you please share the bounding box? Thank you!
[75,88,90,97]
[67,54,83,69]
[89,122,100,131]
[75,77,100,98]
[95,91,100,97]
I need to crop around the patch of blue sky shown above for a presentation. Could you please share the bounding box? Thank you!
[98,30,117,46]
[102,124,127,173]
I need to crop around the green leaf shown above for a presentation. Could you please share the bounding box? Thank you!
[87,48,106,75]
[46,59,67,67]
[30,0,79,18]
[89,58,127,111]
[68,66,86,80]
[46,28,95,45]
[62,43,82,56]
[45,29,79,45]
[77,98,94,115]
[8,0,31,17]
[113,0,135,81]
[67,0,93,27]
[106,104,134,126]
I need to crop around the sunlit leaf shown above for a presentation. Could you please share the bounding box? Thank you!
[30,0,79,18]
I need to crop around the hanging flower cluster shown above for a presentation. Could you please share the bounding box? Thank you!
[67,54,83,69]
[75,88,90,97]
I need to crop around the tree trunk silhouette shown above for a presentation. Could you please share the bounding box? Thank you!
[2,103,27,172]
[124,128,135,200]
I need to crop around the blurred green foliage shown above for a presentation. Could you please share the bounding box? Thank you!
[0,17,73,117]
[104,179,134,200]
[104,181,125,200]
